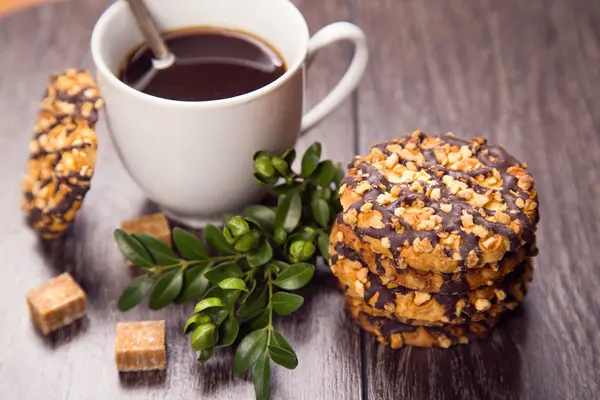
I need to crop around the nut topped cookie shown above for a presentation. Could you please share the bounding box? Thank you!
[338,130,539,273]
[331,219,536,293]
[22,69,103,239]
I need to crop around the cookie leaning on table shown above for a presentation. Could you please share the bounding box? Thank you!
[22,69,103,239]
[331,219,537,294]
[346,296,500,349]
[338,130,539,273]
[331,254,533,324]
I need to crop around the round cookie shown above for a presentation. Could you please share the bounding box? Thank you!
[331,219,537,294]
[331,253,533,323]
[346,296,500,349]
[338,130,539,273]
[22,69,103,239]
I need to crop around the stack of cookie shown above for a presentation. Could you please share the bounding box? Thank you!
[329,131,538,348]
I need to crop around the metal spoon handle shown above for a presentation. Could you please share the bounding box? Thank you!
[126,0,171,62]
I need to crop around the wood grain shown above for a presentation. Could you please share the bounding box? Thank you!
[353,0,600,399]
[1,0,600,399]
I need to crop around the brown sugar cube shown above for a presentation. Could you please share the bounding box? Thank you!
[115,321,166,372]
[26,273,87,335]
[121,213,171,244]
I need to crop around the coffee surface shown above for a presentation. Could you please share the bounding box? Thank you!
[119,27,286,101]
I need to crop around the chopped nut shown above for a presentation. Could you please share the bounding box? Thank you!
[27,273,87,335]
[472,225,489,238]
[376,192,394,205]
[417,220,436,230]
[413,292,431,306]
[466,250,479,268]
[430,188,441,200]
[440,203,452,213]
[390,185,401,197]
[360,202,373,213]
[474,299,491,312]
[338,183,347,195]
[394,207,406,216]
[494,211,511,224]
[354,181,372,194]
[517,175,533,191]
[336,231,344,242]
[343,209,359,226]
[457,188,474,200]
[495,289,507,301]
[472,194,490,208]
[383,303,396,312]
[354,281,365,297]
[115,321,166,372]
[357,268,368,283]
[482,236,498,250]
[381,237,391,249]
[390,333,404,349]
[384,153,399,168]
[438,336,453,348]
[460,212,474,228]
[459,145,472,158]
[515,197,525,208]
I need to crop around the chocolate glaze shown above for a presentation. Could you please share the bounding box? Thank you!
[336,244,530,321]
[341,132,536,270]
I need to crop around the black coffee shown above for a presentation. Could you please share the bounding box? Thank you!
[119,27,286,101]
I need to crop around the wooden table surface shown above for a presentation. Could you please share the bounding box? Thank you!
[1,0,599,399]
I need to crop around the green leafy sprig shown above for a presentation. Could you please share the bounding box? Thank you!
[113,142,343,400]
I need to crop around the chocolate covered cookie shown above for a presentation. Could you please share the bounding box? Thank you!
[338,130,538,273]
[22,69,103,239]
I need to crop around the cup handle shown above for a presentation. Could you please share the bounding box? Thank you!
[300,22,368,135]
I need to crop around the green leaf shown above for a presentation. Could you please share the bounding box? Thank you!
[268,345,298,370]
[191,323,218,351]
[234,230,261,252]
[227,216,250,238]
[234,329,268,374]
[254,155,275,178]
[132,233,179,265]
[271,182,301,196]
[198,347,214,364]
[148,269,184,310]
[237,285,268,318]
[274,227,287,245]
[204,224,234,254]
[176,264,210,304]
[114,229,153,267]
[273,263,315,290]
[216,313,239,348]
[268,261,290,274]
[243,206,276,231]
[271,156,289,176]
[314,160,335,187]
[333,161,345,187]
[249,308,270,330]
[205,261,243,284]
[194,297,224,313]
[271,330,294,353]
[173,228,209,260]
[247,241,273,267]
[281,148,296,165]
[218,277,248,291]
[275,191,302,232]
[271,292,304,316]
[240,279,257,305]
[288,240,316,263]
[317,233,331,261]
[311,198,331,229]
[254,173,278,185]
[253,352,271,400]
[301,142,322,177]
[184,314,212,334]
[117,275,154,311]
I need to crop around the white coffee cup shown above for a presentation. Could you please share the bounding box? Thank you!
[91,0,368,227]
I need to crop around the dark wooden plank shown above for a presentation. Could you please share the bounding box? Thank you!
[353,0,600,399]
[0,0,361,398]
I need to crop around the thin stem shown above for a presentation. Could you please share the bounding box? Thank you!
[265,267,274,346]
